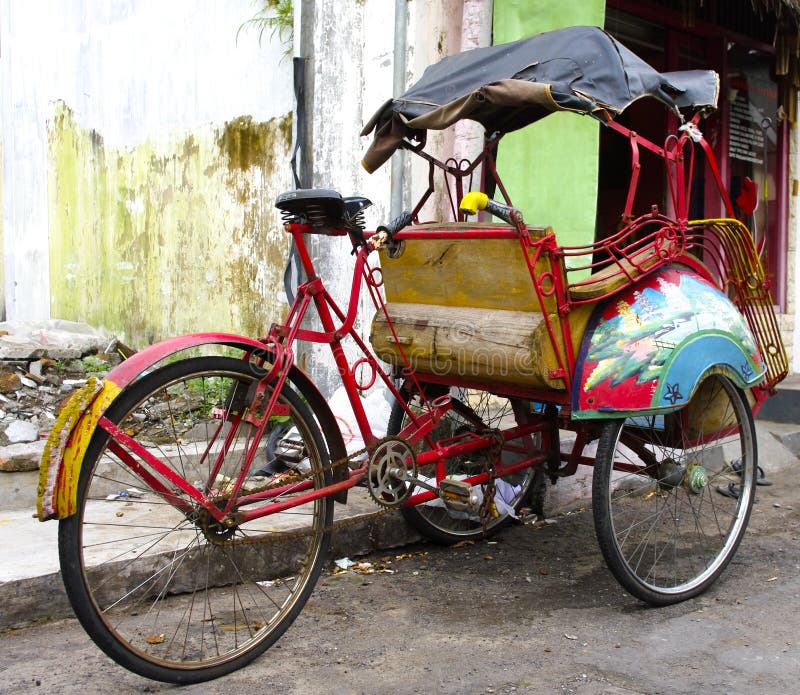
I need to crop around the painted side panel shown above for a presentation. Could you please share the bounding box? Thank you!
[572,268,765,419]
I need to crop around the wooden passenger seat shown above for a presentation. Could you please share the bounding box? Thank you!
[371,222,593,392]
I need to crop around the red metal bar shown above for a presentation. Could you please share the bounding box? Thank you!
[405,372,573,407]
[234,474,357,523]
[392,227,521,241]
[517,233,573,391]
[605,118,668,159]
[696,134,735,217]
[205,412,245,489]
[411,420,547,468]
[106,439,195,516]
[623,132,641,219]
[405,451,549,507]
[289,223,320,278]
[100,418,210,516]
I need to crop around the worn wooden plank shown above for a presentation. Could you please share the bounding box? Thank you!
[379,236,558,313]
[372,303,548,388]
[371,301,597,393]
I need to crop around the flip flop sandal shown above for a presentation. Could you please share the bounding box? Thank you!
[717,482,740,499]
[715,482,759,502]
[730,459,773,486]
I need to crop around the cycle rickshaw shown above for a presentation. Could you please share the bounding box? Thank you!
[38,25,788,684]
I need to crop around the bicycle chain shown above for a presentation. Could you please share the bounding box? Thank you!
[204,438,398,547]
[204,427,505,548]
[478,430,504,530]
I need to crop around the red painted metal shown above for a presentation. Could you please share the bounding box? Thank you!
[101,332,276,390]
[105,440,195,517]
[101,418,208,517]
[623,132,641,220]
[405,450,549,508]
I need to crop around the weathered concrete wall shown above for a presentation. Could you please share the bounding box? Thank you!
[0,133,4,322]
[47,104,292,344]
[792,115,800,371]
[1,0,294,345]
[296,0,392,394]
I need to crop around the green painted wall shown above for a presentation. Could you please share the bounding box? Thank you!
[493,0,606,259]
[47,103,293,346]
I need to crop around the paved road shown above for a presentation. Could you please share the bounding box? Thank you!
[3,463,799,695]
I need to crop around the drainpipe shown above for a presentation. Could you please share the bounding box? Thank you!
[390,0,408,219]
[293,0,311,189]
[284,1,311,306]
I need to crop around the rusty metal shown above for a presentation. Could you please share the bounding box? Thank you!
[686,218,789,393]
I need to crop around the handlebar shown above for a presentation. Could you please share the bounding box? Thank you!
[378,210,413,237]
[371,210,413,251]
[459,191,521,227]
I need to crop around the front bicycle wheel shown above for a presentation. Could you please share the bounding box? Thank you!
[58,356,333,683]
[592,374,756,605]
[388,389,541,545]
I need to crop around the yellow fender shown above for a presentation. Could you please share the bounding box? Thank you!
[37,377,120,521]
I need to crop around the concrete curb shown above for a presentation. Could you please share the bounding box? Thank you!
[0,509,422,631]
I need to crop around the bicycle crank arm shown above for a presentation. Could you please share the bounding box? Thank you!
[389,467,480,513]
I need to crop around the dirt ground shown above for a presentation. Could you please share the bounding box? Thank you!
[2,463,799,695]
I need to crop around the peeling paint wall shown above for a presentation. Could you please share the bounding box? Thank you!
[1,0,294,345]
[299,0,486,395]
[47,104,292,345]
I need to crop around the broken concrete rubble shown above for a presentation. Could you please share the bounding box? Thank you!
[0,319,110,360]
[0,320,121,474]
[0,371,22,393]
[3,419,40,444]
[0,440,46,472]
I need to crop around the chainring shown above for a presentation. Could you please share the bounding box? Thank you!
[367,437,417,507]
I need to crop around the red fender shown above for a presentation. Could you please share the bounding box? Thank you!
[37,333,348,520]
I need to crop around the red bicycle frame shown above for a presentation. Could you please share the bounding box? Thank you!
[90,111,785,528]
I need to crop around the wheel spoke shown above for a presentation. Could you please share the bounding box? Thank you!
[593,374,756,604]
[390,387,541,544]
[60,357,333,682]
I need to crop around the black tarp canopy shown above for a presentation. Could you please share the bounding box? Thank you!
[361,26,719,173]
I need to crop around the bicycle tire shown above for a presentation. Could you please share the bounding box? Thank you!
[59,356,333,683]
[592,374,757,605]
[388,389,540,545]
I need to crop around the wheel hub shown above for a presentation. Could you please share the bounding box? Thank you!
[657,458,708,494]
[684,461,708,494]
[194,506,238,541]
[657,458,685,490]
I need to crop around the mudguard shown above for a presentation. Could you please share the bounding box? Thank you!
[572,267,765,420]
[37,333,348,520]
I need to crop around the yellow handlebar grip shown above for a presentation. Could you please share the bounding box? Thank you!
[459,191,489,215]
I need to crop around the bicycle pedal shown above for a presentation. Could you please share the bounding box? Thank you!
[439,479,480,512]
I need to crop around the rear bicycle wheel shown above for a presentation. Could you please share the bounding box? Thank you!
[58,356,333,683]
[592,374,756,605]
[388,388,541,545]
